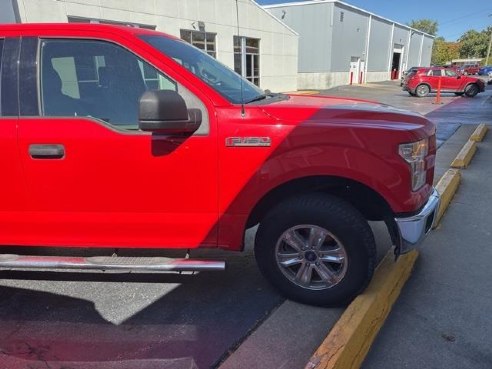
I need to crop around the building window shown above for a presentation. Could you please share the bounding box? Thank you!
[234,36,260,86]
[180,30,216,58]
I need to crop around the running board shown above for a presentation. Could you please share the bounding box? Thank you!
[0,254,225,272]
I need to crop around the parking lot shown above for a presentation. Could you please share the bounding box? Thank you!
[1,81,491,369]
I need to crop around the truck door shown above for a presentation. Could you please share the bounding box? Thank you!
[16,37,218,248]
[0,38,27,243]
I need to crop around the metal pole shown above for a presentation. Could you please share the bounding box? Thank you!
[363,14,372,84]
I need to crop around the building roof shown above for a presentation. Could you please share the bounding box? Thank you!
[263,0,435,39]
[451,58,482,63]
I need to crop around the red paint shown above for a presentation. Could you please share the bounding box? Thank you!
[0,24,437,252]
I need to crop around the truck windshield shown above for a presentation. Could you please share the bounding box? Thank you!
[140,35,264,104]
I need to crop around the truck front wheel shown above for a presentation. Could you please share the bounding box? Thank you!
[254,193,376,306]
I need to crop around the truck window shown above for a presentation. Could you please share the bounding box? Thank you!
[140,35,263,104]
[38,39,195,130]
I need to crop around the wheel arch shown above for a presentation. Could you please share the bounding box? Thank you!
[246,175,394,230]
[464,82,478,90]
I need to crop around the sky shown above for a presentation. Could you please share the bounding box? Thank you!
[257,0,492,41]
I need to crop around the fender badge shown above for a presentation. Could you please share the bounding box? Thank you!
[225,137,272,147]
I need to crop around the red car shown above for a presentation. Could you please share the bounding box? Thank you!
[0,23,440,306]
[403,67,485,97]
[463,63,480,75]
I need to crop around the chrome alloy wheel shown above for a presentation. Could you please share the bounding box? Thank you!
[275,225,348,290]
[416,84,429,97]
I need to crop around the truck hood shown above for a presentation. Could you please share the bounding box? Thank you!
[260,94,431,130]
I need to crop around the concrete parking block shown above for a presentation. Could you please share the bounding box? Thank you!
[304,250,418,369]
[434,169,461,227]
[470,123,488,142]
[450,140,477,168]
[291,90,320,95]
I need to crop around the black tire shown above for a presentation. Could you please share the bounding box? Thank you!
[415,84,430,97]
[254,193,376,307]
[408,91,416,96]
[464,84,479,97]
[454,92,464,96]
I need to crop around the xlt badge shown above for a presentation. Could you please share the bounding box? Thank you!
[225,137,272,147]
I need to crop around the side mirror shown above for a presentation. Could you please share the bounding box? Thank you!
[138,90,202,135]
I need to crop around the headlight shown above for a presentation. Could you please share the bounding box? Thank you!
[399,138,428,191]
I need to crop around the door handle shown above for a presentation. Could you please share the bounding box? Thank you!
[29,144,65,159]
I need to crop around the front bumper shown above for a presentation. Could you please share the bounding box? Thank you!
[394,188,440,254]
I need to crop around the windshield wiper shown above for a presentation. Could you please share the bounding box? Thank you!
[245,94,268,104]
[245,91,280,104]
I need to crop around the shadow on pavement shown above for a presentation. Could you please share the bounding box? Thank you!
[0,252,283,369]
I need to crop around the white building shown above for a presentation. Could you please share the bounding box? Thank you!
[1,0,299,92]
[265,0,435,89]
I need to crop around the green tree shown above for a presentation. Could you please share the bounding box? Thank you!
[458,27,491,58]
[432,37,460,65]
[407,19,438,36]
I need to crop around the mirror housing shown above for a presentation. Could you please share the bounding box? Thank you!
[138,90,201,135]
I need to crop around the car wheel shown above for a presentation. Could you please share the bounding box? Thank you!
[254,193,376,307]
[464,84,479,97]
[416,84,430,97]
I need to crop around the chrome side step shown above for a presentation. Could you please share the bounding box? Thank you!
[0,254,225,272]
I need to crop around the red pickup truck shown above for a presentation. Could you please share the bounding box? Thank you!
[0,24,439,306]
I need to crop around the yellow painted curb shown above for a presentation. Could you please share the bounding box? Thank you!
[470,124,488,142]
[451,140,477,168]
[434,169,461,227]
[305,250,419,369]
[292,90,320,95]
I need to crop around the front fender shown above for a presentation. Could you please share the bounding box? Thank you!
[217,144,432,251]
